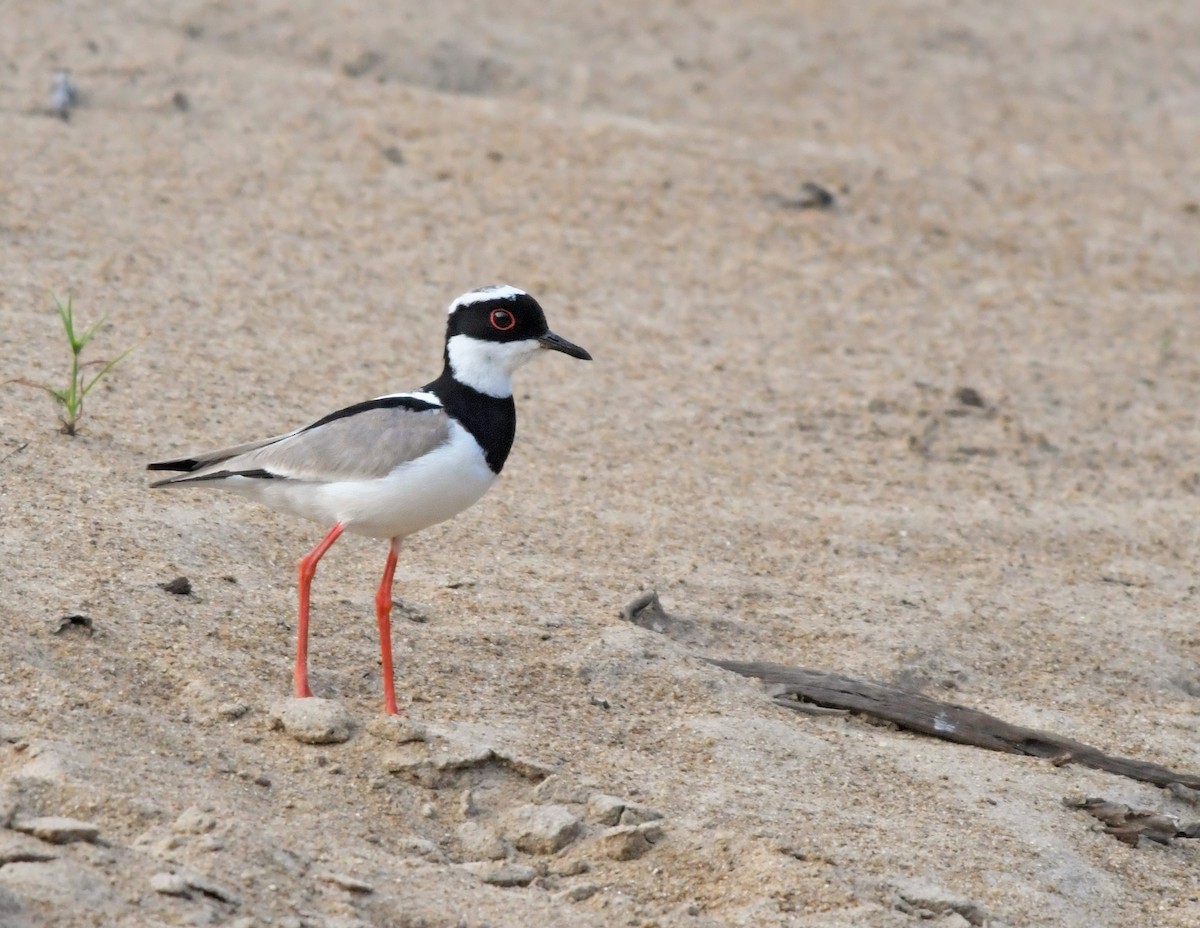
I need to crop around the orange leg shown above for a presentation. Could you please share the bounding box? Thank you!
[375,538,401,715]
[295,522,345,698]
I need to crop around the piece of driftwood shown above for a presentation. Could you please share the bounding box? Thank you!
[1063,795,1200,847]
[711,660,1200,790]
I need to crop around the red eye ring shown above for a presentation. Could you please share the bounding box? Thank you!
[490,308,516,331]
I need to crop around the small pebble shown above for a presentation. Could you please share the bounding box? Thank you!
[52,614,93,636]
[12,816,100,845]
[365,716,426,744]
[270,698,355,745]
[585,794,625,826]
[585,793,663,826]
[768,181,836,210]
[51,69,77,119]
[456,821,508,861]
[150,872,191,897]
[559,883,600,903]
[217,701,250,720]
[796,181,835,209]
[593,823,663,861]
[0,833,58,865]
[619,801,663,826]
[187,873,240,905]
[480,863,536,888]
[953,386,986,408]
[504,804,581,855]
[159,576,192,595]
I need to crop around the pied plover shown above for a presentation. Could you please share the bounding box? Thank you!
[148,285,591,714]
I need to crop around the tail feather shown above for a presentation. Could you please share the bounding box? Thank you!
[147,433,293,487]
[148,454,215,487]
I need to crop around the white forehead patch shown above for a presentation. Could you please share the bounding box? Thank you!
[448,284,526,314]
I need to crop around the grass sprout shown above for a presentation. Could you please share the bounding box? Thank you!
[8,293,134,435]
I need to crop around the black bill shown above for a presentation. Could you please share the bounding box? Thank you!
[538,331,592,360]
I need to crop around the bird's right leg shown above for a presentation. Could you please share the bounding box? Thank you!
[375,538,402,715]
[295,522,345,698]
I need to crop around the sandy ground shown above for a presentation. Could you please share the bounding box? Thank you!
[2,1,1200,925]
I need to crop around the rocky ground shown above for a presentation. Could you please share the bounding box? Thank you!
[2,1,1199,925]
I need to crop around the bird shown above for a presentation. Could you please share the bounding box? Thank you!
[148,285,591,714]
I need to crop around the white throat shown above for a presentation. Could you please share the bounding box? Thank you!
[446,334,542,398]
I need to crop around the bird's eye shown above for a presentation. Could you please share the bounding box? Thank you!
[490,309,516,331]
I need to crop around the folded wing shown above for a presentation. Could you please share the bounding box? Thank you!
[148,395,450,487]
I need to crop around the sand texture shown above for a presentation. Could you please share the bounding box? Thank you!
[2,1,1199,925]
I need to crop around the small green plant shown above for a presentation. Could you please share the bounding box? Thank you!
[10,293,134,435]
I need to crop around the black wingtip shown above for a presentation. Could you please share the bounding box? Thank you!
[147,458,199,473]
[149,467,281,488]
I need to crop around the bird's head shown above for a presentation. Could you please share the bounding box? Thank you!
[443,285,591,397]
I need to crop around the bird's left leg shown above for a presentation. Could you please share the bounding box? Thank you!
[375,537,401,715]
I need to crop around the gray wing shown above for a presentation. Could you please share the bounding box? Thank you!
[150,404,451,487]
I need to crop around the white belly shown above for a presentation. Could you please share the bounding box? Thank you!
[230,421,498,539]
